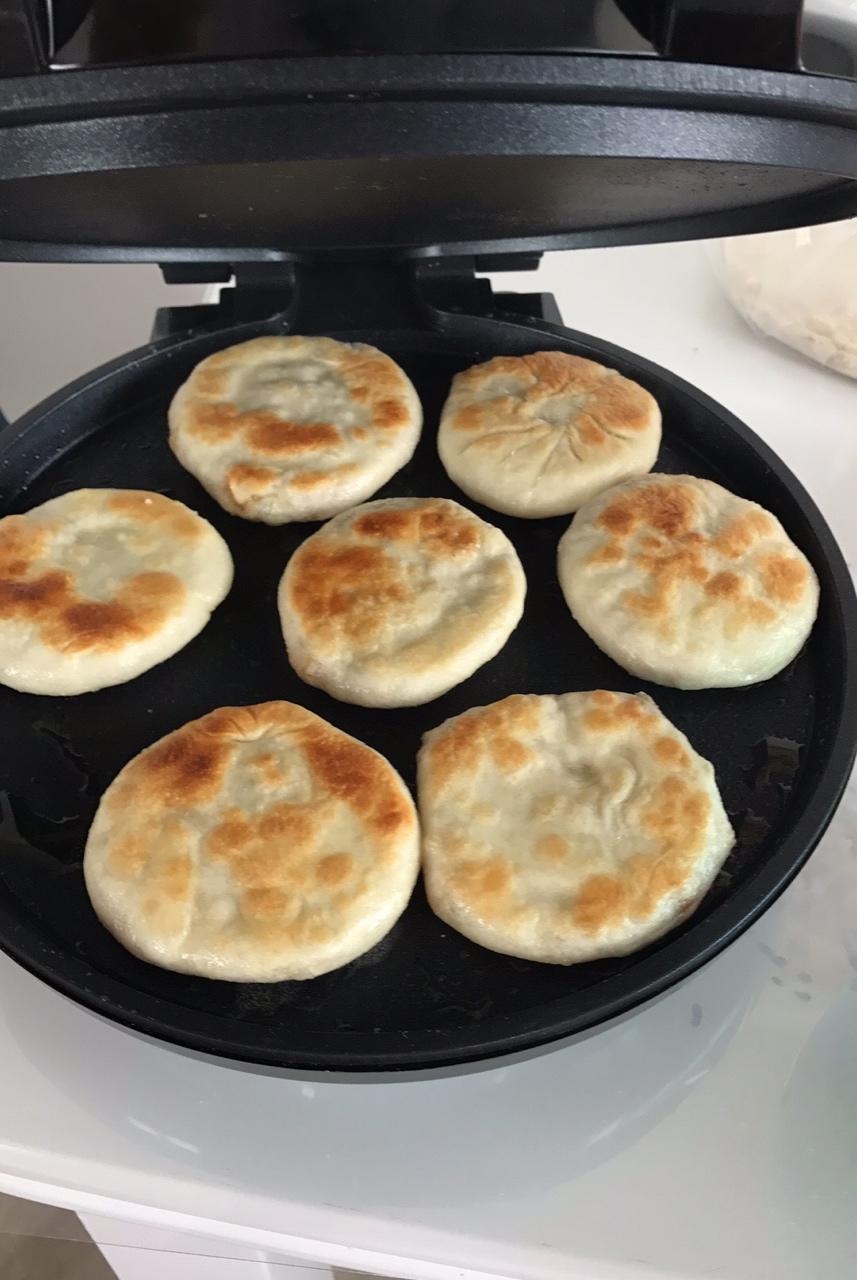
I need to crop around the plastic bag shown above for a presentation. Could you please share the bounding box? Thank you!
[713,220,857,379]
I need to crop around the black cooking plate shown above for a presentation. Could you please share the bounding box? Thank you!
[0,295,855,1071]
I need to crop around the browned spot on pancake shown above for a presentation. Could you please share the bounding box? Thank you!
[108,491,202,541]
[206,807,253,858]
[199,702,312,744]
[490,736,532,773]
[227,464,279,502]
[353,501,479,555]
[587,542,624,566]
[705,570,744,600]
[590,690,618,707]
[205,799,320,899]
[54,600,131,647]
[619,541,711,629]
[317,852,353,886]
[588,484,798,639]
[418,505,480,554]
[353,508,414,540]
[570,874,629,933]
[277,914,334,947]
[642,775,710,857]
[578,418,607,446]
[749,599,778,626]
[449,352,654,446]
[713,509,775,559]
[724,596,778,637]
[572,773,711,934]
[451,857,514,913]
[326,348,413,431]
[594,378,653,432]
[232,845,298,890]
[191,366,230,397]
[249,751,284,788]
[523,352,605,396]
[600,482,697,540]
[0,570,70,619]
[0,555,185,655]
[301,725,413,841]
[653,736,689,768]
[151,852,193,901]
[373,397,409,430]
[242,888,289,921]
[453,402,490,432]
[141,727,234,808]
[186,401,244,442]
[260,802,316,844]
[289,464,358,490]
[584,693,658,735]
[0,515,49,578]
[289,541,406,647]
[108,833,148,879]
[341,349,406,389]
[759,553,808,605]
[42,571,185,655]
[133,822,196,928]
[537,834,569,863]
[623,589,661,619]
[422,695,540,793]
[246,418,341,457]
[353,426,369,440]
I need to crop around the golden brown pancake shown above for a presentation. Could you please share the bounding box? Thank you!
[0,488,232,695]
[558,473,819,689]
[438,351,660,517]
[418,691,734,963]
[169,335,422,523]
[279,497,526,707]
[84,702,420,980]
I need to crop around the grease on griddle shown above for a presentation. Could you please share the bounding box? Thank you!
[743,736,802,794]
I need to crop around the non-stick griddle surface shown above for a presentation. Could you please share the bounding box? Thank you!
[0,317,854,1071]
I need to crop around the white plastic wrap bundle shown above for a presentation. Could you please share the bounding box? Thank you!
[715,221,857,380]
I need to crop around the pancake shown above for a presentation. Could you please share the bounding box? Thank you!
[437,351,661,518]
[84,702,420,981]
[169,335,422,523]
[279,497,526,708]
[418,691,734,964]
[0,488,233,696]
[558,474,819,689]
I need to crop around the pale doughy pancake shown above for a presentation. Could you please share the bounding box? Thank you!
[84,702,419,981]
[419,691,734,964]
[0,489,233,696]
[558,474,819,689]
[169,335,422,523]
[438,351,660,518]
[279,497,526,708]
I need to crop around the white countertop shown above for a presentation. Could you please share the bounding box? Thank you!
[0,241,855,1280]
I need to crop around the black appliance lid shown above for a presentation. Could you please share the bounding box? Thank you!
[2,49,857,261]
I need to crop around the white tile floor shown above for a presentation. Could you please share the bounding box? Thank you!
[0,1192,116,1279]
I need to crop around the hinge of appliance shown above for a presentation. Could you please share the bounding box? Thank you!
[413,254,561,327]
[154,261,298,340]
